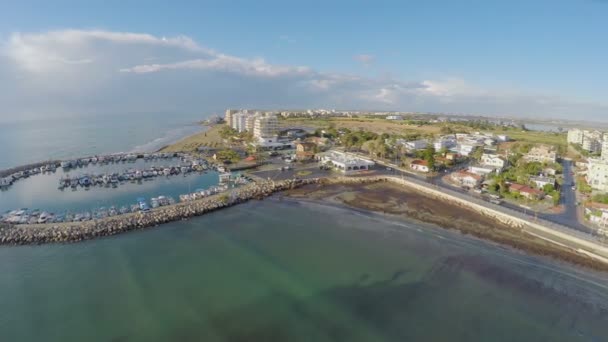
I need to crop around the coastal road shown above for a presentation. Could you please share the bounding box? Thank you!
[371,158,597,237]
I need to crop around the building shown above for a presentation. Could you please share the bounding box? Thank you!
[295,142,316,161]
[400,139,428,151]
[231,112,248,132]
[410,159,430,173]
[529,176,556,189]
[469,165,496,176]
[587,158,608,192]
[602,140,608,161]
[253,113,280,144]
[584,202,608,227]
[225,109,237,127]
[509,183,545,200]
[480,153,506,170]
[318,151,374,174]
[582,136,602,153]
[245,114,259,132]
[457,143,479,156]
[523,146,557,164]
[451,171,482,188]
[567,128,584,145]
[433,137,456,151]
[386,115,403,120]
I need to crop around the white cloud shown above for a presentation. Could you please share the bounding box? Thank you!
[120,55,311,77]
[0,28,607,122]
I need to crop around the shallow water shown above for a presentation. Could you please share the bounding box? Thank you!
[1,199,607,342]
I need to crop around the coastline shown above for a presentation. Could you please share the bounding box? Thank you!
[2,175,608,272]
[283,182,608,271]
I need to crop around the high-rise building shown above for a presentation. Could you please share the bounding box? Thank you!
[253,113,279,143]
[225,109,237,126]
[231,113,248,132]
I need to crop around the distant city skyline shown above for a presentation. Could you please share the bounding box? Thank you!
[1,0,608,122]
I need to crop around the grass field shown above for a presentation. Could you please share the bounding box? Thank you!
[281,117,567,147]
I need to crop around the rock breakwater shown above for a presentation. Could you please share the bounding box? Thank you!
[0,178,318,245]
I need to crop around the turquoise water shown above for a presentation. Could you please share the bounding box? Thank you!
[1,200,607,341]
[0,159,219,213]
[0,112,204,169]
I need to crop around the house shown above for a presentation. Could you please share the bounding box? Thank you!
[469,165,496,176]
[509,183,545,200]
[496,135,510,142]
[318,151,375,174]
[457,143,478,156]
[451,171,482,188]
[403,139,428,151]
[480,153,507,170]
[523,145,557,164]
[585,202,608,226]
[410,159,430,173]
[386,115,403,120]
[295,142,316,161]
[529,176,556,189]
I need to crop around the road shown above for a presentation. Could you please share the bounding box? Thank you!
[370,157,596,236]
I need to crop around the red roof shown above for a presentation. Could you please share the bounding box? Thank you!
[509,183,543,195]
[411,159,429,166]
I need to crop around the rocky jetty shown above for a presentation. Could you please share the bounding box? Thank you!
[0,178,318,245]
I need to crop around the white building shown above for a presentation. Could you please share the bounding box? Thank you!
[386,115,403,120]
[567,128,584,144]
[319,151,375,174]
[523,146,557,164]
[254,113,280,144]
[231,113,248,133]
[583,136,602,153]
[457,143,478,156]
[587,158,608,192]
[225,109,237,127]
[530,176,556,189]
[400,139,428,151]
[480,153,506,170]
[469,165,496,176]
[433,137,456,151]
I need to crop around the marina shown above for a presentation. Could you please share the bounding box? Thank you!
[0,154,235,216]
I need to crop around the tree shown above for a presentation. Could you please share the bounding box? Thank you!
[471,146,484,161]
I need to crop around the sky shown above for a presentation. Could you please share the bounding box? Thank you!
[1,0,608,122]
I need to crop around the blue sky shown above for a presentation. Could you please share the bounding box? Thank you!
[1,0,608,121]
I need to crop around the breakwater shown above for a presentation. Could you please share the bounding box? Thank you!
[3,174,608,268]
[0,178,317,245]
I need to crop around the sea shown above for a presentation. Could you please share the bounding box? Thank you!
[1,113,608,341]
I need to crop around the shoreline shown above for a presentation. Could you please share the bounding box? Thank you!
[2,175,608,271]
